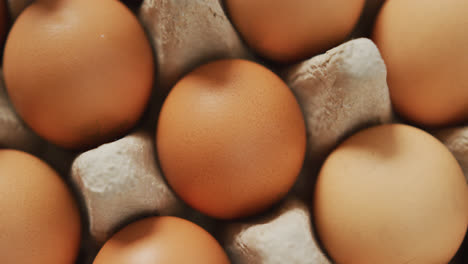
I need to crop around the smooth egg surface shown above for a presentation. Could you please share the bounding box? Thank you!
[314,124,468,264]
[157,59,306,219]
[0,149,82,264]
[3,0,154,149]
[225,0,365,63]
[373,0,468,127]
[93,216,230,264]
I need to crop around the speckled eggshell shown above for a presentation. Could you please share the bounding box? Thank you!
[0,149,81,263]
[225,0,365,63]
[93,216,230,264]
[156,59,306,219]
[373,0,468,127]
[3,0,154,149]
[314,124,468,264]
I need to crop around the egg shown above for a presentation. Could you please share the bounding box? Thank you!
[93,216,230,264]
[225,0,365,63]
[156,59,306,219]
[314,124,468,264]
[0,149,81,263]
[3,0,154,149]
[372,0,468,127]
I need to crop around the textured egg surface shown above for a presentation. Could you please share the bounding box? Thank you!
[157,59,306,219]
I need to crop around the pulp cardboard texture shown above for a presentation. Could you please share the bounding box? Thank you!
[139,0,252,126]
[71,131,184,243]
[139,0,251,92]
[282,38,394,199]
[223,197,331,264]
[1,0,466,263]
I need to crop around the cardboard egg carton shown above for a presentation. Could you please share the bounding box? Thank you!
[2,0,466,263]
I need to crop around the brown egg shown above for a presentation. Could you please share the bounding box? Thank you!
[0,149,81,263]
[93,216,230,264]
[156,59,306,219]
[225,0,365,63]
[3,0,154,149]
[314,124,468,264]
[373,0,468,127]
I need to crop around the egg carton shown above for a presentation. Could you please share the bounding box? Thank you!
[2,0,467,263]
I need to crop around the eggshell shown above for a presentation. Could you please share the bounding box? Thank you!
[93,216,230,264]
[0,149,81,263]
[156,59,306,219]
[3,0,154,149]
[225,0,365,63]
[373,0,468,127]
[314,124,468,264]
